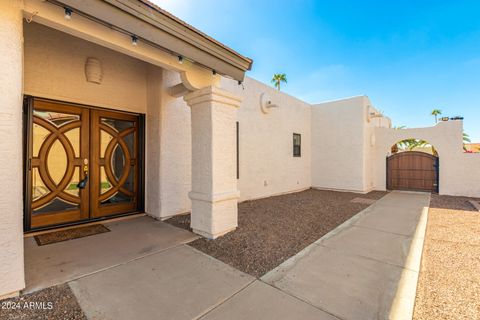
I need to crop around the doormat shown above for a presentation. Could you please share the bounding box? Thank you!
[34,224,111,246]
[350,197,377,205]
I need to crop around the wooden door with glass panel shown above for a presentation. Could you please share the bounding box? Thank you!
[29,99,141,229]
[90,110,139,218]
[30,100,89,228]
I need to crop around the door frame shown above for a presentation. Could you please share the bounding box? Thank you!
[23,96,146,232]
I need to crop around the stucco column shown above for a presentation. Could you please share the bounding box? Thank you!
[184,86,241,239]
[0,0,25,298]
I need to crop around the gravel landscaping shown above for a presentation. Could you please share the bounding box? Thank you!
[0,284,86,320]
[414,194,480,320]
[166,188,387,277]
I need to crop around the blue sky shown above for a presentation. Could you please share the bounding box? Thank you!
[154,0,480,141]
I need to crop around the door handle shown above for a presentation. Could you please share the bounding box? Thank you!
[77,173,88,189]
[77,159,89,189]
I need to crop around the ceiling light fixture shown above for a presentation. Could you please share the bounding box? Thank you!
[64,7,72,20]
[131,35,138,46]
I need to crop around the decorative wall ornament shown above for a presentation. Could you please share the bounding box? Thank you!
[260,92,279,114]
[85,57,103,84]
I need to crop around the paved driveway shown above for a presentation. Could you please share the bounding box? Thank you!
[262,191,430,320]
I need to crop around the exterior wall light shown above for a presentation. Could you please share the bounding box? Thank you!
[64,7,72,20]
[260,93,279,114]
[178,55,183,64]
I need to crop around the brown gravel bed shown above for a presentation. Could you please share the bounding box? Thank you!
[0,284,86,320]
[413,194,480,320]
[166,188,387,277]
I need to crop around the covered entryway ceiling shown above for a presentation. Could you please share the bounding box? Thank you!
[35,0,253,82]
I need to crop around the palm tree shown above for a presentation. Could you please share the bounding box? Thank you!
[271,73,287,91]
[431,109,442,123]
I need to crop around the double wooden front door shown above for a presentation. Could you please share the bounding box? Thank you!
[26,98,143,230]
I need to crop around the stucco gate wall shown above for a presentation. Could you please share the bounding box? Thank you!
[373,120,480,197]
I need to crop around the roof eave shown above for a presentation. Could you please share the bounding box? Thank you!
[56,0,252,80]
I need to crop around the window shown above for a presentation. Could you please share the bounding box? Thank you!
[293,133,301,157]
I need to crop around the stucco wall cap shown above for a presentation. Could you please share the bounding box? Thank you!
[184,86,242,108]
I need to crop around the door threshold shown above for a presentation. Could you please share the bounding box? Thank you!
[24,213,146,238]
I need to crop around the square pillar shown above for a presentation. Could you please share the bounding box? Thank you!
[184,86,241,239]
[0,0,25,298]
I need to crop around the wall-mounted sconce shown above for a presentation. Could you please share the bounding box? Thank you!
[85,58,103,84]
[260,93,279,114]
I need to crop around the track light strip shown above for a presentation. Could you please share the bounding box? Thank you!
[43,0,242,84]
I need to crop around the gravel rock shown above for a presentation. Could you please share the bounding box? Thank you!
[0,284,86,320]
[167,188,387,277]
[414,194,480,319]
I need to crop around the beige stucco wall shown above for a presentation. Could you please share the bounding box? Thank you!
[153,76,312,218]
[145,66,163,217]
[223,77,312,201]
[0,0,25,298]
[24,22,148,113]
[156,70,192,217]
[311,97,365,192]
[311,96,389,193]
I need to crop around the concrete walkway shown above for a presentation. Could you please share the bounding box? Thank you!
[262,191,430,320]
[24,216,198,293]
[26,191,429,319]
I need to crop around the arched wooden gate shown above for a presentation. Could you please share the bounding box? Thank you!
[387,151,439,193]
